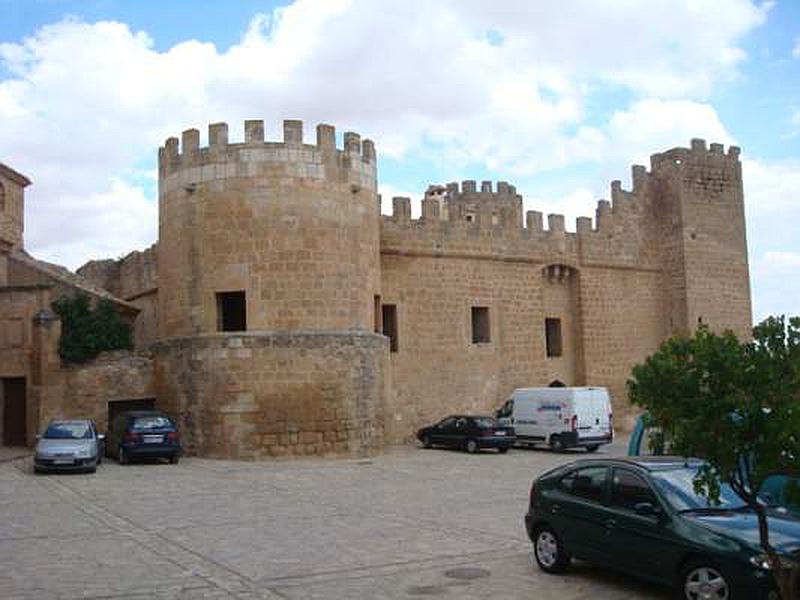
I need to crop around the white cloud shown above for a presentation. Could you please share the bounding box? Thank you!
[524,188,598,232]
[378,184,421,218]
[763,251,800,268]
[741,158,800,320]
[0,0,771,268]
[742,158,800,218]
[793,37,800,58]
[27,179,157,269]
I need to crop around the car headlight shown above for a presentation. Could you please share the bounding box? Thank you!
[75,449,91,458]
[749,554,797,570]
[749,554,773,570]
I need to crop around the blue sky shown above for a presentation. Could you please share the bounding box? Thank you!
[0,0,798,322]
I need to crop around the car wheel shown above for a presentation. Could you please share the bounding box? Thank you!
[497,447,509,454]
[549,435,564,452]
[422,435,433,449]
[118,446,128,465]
[533,525,570,573]
[169,454,180,464]
[465,439,479,454]
[585,445,599,453]
[679,561,731,600]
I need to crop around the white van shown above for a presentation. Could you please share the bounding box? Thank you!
[496,387,613,452]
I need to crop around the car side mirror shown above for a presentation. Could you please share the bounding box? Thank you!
[634,502,661,517]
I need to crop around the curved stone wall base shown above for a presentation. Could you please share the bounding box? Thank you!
[153,331,387,459]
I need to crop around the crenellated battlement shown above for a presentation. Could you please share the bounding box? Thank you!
[649,138,740,172]
[380,140,739,270]
[440,179,520,197]
[158,119,377,190]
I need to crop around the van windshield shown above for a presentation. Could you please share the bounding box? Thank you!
[496,401,513,419]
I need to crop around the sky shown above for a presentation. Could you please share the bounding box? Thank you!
[0,0,798,323]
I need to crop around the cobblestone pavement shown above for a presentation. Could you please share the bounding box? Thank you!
[0,438,670,599]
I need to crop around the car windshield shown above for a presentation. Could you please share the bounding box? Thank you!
[43,422,92,440]
[651,467,748,512]
[132,416,174,431]
[474,417,499,428]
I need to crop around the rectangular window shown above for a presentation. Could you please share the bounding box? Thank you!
[382,304,398,352]
[216,291,247,332]
[471,306,490,343]
[545,317,562,357]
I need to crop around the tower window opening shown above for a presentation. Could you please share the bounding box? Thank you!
[382,304,398,352]
[216,291,247,332]
[545,318,562,357]
[0,181,5,212]
[471,307,490,344]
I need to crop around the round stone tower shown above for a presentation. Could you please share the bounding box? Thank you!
[153,119,386,459]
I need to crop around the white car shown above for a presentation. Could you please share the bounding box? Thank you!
[34,419,105,473]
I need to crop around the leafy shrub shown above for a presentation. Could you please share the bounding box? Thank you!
[51,292,132,363]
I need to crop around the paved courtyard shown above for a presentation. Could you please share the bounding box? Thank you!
[0,439,670,599]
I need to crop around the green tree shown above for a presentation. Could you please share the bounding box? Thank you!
[628,317,800,599]
[52,292,133,363]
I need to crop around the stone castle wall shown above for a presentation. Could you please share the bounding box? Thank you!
[77,246,159,348]
[148,120,386,458]
[158,120,380,337]
[61,130,750,455]
[37,351,155,432]
[153,332,386,459]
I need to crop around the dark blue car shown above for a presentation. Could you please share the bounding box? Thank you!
[107,410,181,465]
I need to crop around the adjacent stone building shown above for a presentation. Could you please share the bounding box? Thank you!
[0,120,752,458]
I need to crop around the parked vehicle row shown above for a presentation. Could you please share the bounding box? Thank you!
[415,386,798,599]
[34,410,181,473]
[417,386,614,455]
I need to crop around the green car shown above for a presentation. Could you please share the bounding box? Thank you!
[628,414,800,519]
[525,457,799,600]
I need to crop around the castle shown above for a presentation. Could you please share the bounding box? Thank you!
[0,119,752,458]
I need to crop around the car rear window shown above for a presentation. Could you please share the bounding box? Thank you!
[132,416,175,431]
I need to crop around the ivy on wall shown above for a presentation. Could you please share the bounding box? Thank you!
[51,292,132,363]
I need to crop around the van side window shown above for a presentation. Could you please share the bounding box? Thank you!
[560,466,607,503]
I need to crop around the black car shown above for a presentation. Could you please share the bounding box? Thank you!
[417,415,515,453]
[525,456,799,600]
[107,410,181,465]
